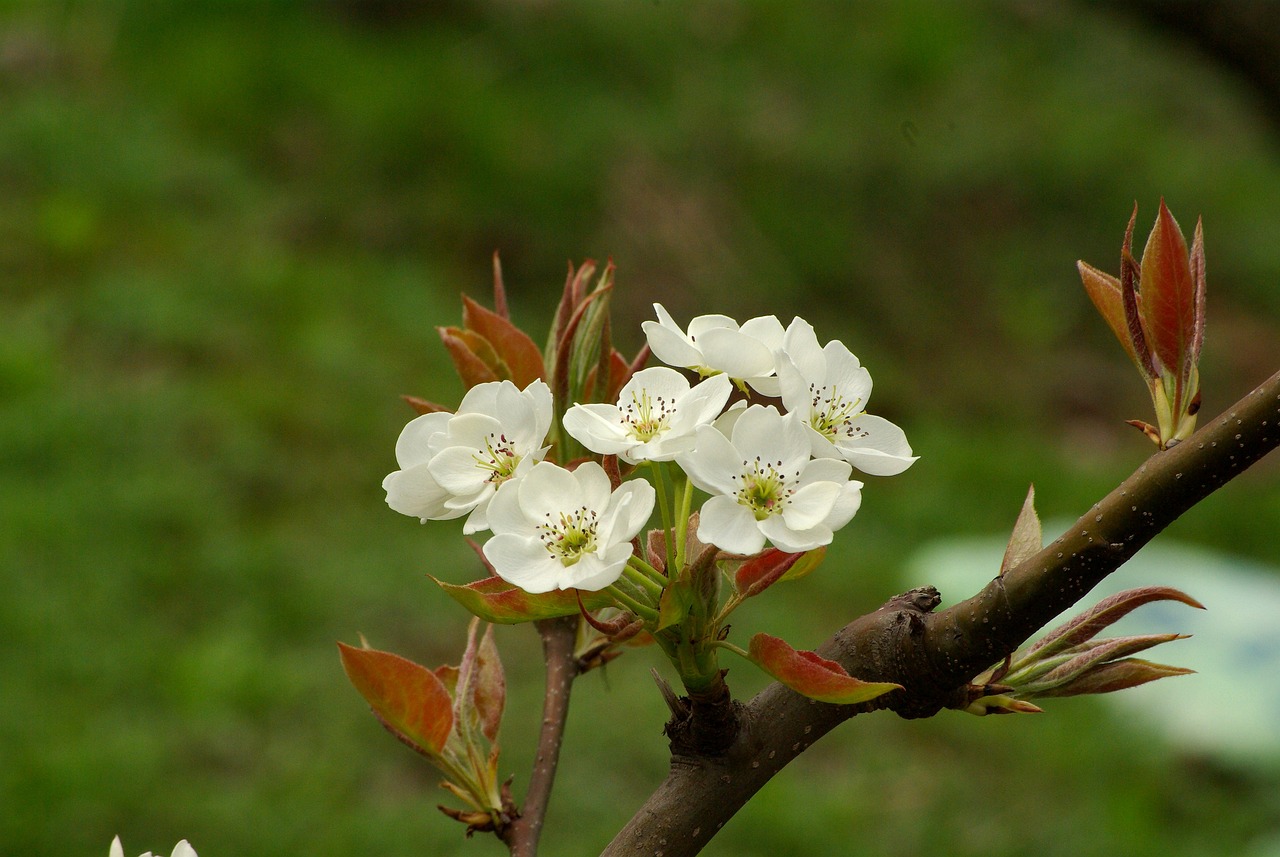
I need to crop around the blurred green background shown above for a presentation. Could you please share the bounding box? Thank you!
[5,1,1280,855]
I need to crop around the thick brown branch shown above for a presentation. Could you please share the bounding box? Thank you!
[502,616,580,857]
[602,369,1280,857]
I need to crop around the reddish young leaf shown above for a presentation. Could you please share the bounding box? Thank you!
[1138,199,1196,378]
[1035,657,1194,698]
[747,633,901,704]
[432,574,614,624]
[462,296,545,388]
[438,327,500,389]
[1025,586,1203,661]
[472,624,505,743]
[733,548,803,599]
[1077,261,1143,370]
[338,643,454,755]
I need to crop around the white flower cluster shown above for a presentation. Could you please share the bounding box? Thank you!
[383,306,915,593]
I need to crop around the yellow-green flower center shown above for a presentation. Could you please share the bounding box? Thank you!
[621,389,673,442]
[736,457,796,521]
[475,432,522,484]
[537,507,600,566]
[808,384,865,442]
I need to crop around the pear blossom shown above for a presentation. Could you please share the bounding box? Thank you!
[482,461,655,593]
[110,837,197,857]
[678,405,862,555]
[776,319,917,477]
[642,303,786,395]
[383,379,553,534]
[562,367,732,464]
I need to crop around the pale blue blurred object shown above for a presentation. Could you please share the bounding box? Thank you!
[906,521,1280,771]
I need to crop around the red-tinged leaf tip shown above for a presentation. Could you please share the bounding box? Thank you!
[1190,217,1206,363]
[747,633,901,705]
[1138,200,1196,377]
[1035,658,1194,698]
[1000,485,1042,576]
[402,394,451,415]
[461,296,545,388]
[438,327,500,389]
[491,251,509,320]
[338,642,454,755]
[1078,261,1144,370]
[432,574,614,624]
[734,548,803,599]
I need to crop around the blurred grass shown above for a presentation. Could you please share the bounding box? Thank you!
[4,1,1280,855]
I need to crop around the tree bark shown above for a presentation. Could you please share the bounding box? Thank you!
[602,368,1280,857]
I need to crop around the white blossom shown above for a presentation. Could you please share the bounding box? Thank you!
[110,837,197,857]
[776,319,917,477]
[382,379,553,534]
[562,367,732,464]
[482,461,655,593]
[678,405,862,554]
[641,304,786,395]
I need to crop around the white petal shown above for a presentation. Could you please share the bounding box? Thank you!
[393,412,451,468]
[731,407,808,473]
[171,843,199,857]
[823,342,872,405]
[780,317,825,380]
[698,327,775,379]
[678,424,745,495]
[456,379,510,415]
[524,379,554,442]
[834,414,918,476]
[428,444,492,495]
[570,461,612,512]
[669,372,732,433]
[698,495,765,554]
[565,545,631,591]
[781,480,842,531]
[739,314,786,352]
[483,534,561,593]
[517,461,581,521]
[775,354,811,414]
[824,479,863,531]
[622,366,691,402]
[643,305,705,367]
[744,375,782,397]
[111,837,124,857]
[485,477,528,535]
[599,479,656,546]
[797,456,853,486]
[383,464,461,521]
[562,404,633,455]
[442,412,504,449]
[686,313,739,338]
[760,515,832,553]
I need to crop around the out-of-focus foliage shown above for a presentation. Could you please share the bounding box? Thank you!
[4,2,1279,855]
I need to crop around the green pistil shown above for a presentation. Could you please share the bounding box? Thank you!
[736,458,793,521]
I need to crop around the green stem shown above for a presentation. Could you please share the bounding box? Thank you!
[707,639,750,660]
[650,462,677,573]
[606,584,660,623]
[622,562,665,599]
[673,470,695,570]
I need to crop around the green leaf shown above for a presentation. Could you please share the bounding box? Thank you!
[657,579,694,631]
[338,643,454,755]
[433,574,614,624]
[747,633,901,705]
